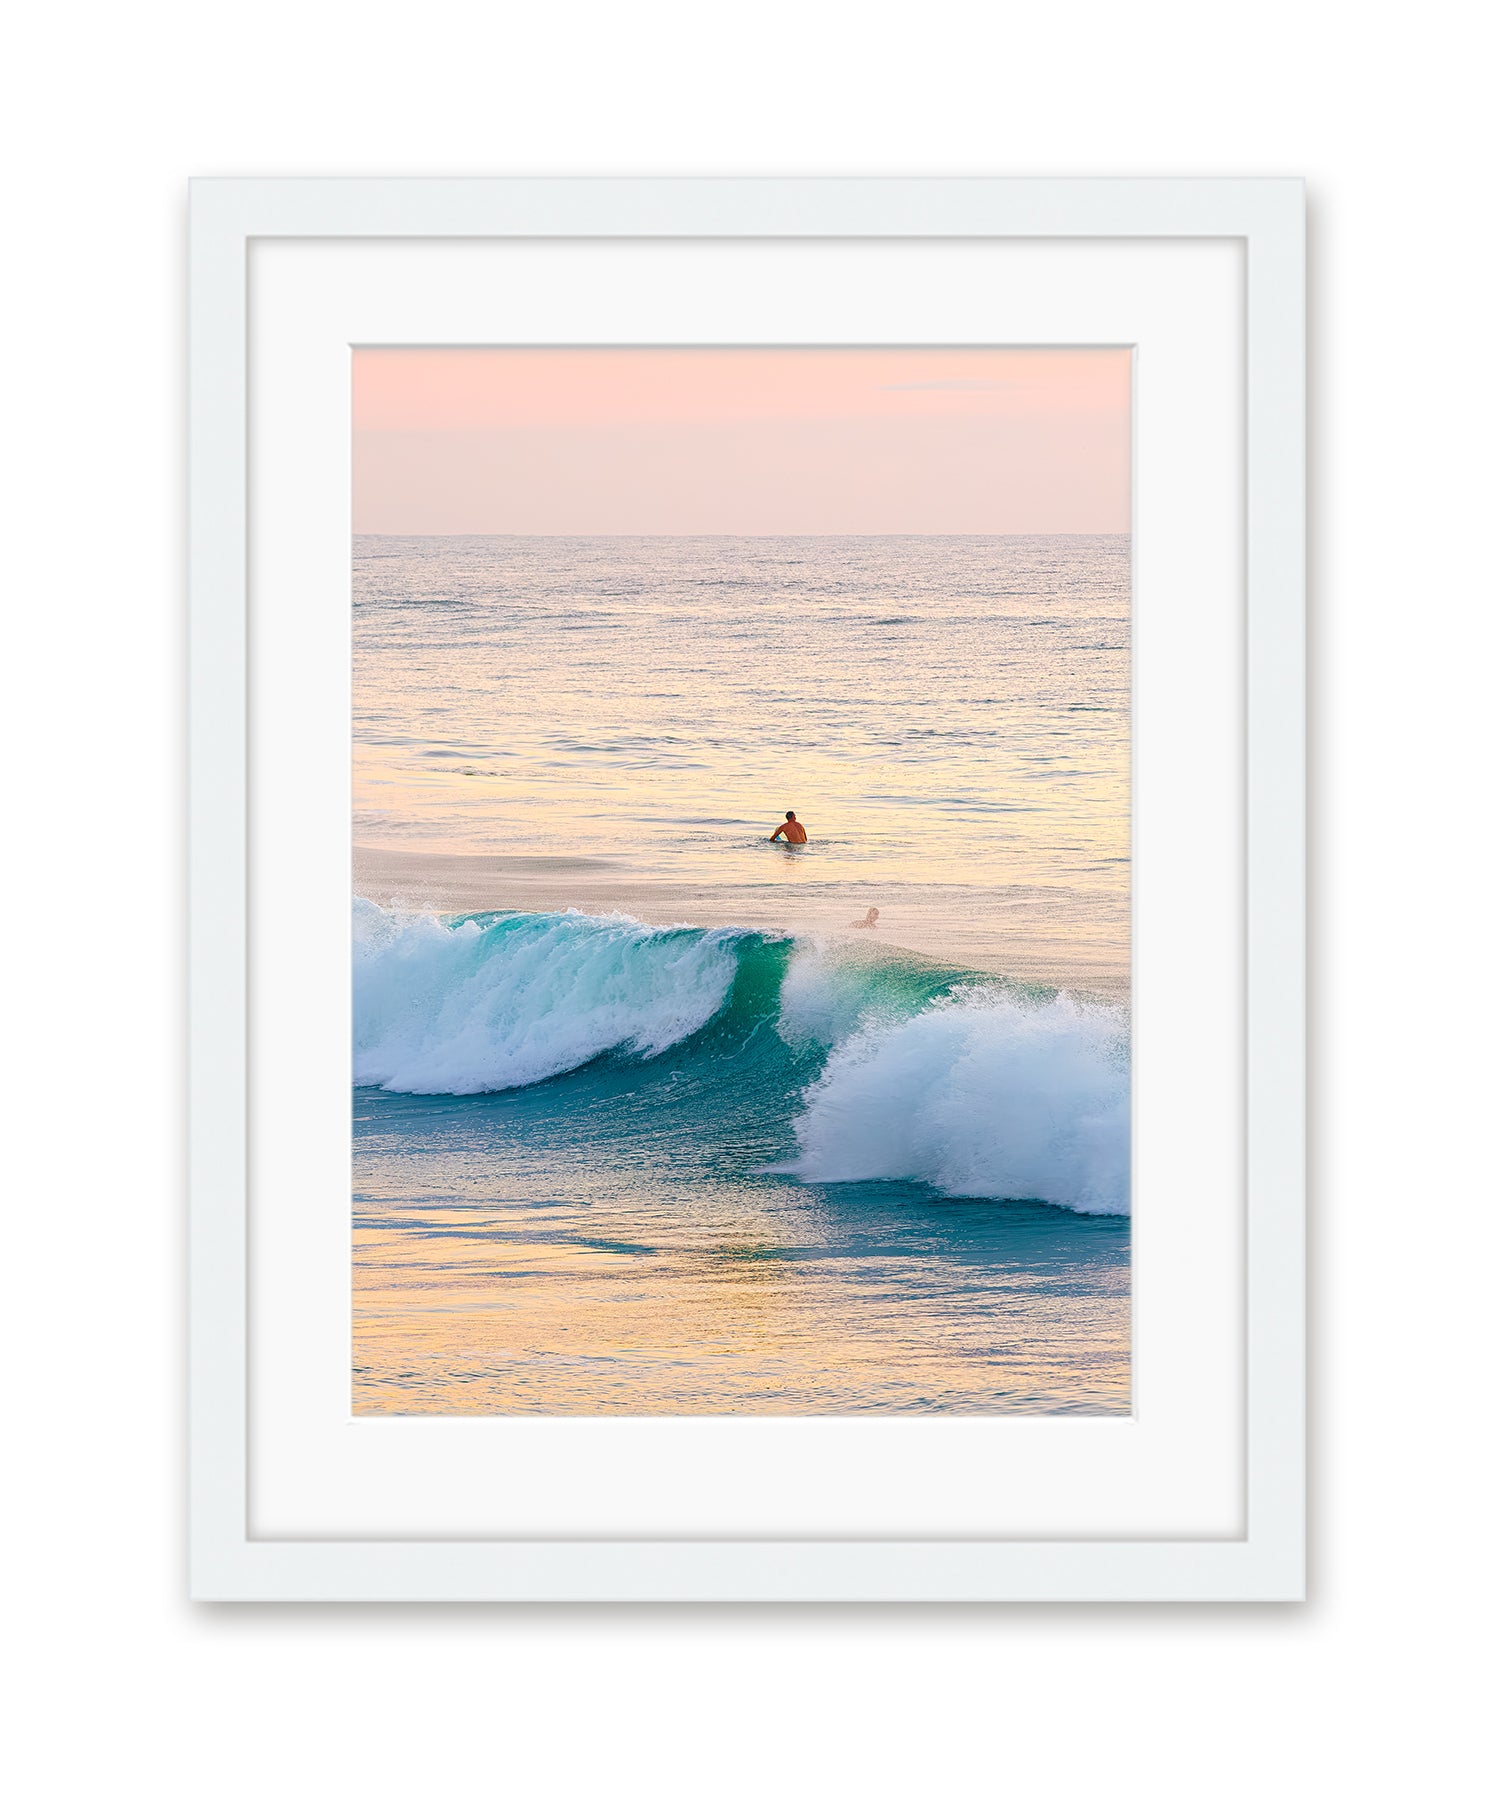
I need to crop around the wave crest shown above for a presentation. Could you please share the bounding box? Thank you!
[353,899,741,1094]
[352,902,1130,1214]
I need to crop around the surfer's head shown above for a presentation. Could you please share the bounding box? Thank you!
[786,811,797,821]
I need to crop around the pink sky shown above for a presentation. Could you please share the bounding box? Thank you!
[353,348,1131,535]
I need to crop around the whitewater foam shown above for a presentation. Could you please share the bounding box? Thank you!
[353,899,742,1094]
[781,987,1130,1214]
[352,900,1130,1215]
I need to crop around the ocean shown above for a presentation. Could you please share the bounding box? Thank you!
[353,534,1131,1414]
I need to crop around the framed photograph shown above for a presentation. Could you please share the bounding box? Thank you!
[190,177,1304,1601]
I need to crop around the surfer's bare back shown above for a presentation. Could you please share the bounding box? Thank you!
[770,810,808,844]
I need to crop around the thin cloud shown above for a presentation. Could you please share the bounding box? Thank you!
[878,378,1025,392]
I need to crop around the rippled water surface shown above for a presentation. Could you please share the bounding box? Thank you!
[355,536,1128,926]
[353,535,1131,1414]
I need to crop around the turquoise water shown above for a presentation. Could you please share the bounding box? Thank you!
[353,907,1130,1413]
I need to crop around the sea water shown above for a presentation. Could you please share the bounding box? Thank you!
[353,536,1131,1413]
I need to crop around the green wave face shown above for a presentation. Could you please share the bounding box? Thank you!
[353,902,1129,1215]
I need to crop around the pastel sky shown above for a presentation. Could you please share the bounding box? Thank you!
[353,348,1131,535]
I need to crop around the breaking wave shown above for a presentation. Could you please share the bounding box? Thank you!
[353,898,743,1095]
[352,901,1129,1213]
[778,986,1128,1214]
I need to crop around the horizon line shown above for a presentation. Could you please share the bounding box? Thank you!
[352,529,1132,540]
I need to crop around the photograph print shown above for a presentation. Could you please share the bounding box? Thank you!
[351,345,1132,1415]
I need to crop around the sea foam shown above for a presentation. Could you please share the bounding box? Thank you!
[781,984,1130,1214]
[352,898,740,1095]
[352,901,1130,1214]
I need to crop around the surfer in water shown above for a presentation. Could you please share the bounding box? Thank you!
[849,906,880,929]
[769,810,808,844]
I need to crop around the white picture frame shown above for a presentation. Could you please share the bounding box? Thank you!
[190,176,1304,1602]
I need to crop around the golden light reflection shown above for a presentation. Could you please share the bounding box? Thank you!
[353,1197,1129,1416]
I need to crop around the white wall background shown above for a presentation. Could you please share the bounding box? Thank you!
[3,3,1494,1794]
